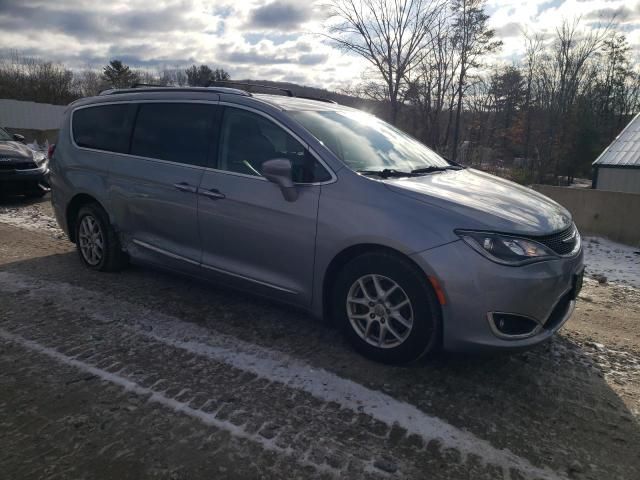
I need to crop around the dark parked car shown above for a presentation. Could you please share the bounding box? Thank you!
[0,127,50,197]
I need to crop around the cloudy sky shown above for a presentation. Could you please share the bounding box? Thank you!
[0,0,638,90]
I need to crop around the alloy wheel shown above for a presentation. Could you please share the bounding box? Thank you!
[78,215,104,266]
[346,274,414,349]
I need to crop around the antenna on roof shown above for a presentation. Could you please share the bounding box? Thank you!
[208,81,294,97]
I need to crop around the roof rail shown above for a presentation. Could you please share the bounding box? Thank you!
[98,85,250,97]
[97,83,340,105]
[131,83,168,88]
[209,81,294,97]
[295,95,338,104]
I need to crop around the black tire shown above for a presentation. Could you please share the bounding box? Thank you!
[75,203,128,272]
[331,251,441,364]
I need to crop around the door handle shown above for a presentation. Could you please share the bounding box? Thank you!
[199,188,226,200]
[173,182,197,193]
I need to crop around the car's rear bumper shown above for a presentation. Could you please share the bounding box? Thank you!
[411,239,584,352]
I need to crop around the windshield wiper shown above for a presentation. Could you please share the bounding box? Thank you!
[357,169,420,179]
[410,165,463,174]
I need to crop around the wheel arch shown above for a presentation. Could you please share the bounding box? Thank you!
[66,193,103,243]
[322,243,441,321]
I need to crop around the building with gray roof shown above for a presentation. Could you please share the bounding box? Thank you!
[592,113,640,194]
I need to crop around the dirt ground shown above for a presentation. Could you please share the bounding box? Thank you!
[0,196,638,480]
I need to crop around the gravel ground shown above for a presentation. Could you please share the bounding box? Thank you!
[1,195,639,479]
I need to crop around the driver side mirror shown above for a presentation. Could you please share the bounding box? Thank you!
[13,133,25,143]
[262,158,298,202]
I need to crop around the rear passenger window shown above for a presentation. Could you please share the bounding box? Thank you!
[130,103,214,166]
[73,104,135,153]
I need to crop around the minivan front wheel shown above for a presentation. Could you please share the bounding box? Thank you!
[332,252,441,364]
[75,203,127,272]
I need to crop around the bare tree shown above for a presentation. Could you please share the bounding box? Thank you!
[449,0,501,161]
[324,0,444,125]
[157,68,188,86]
[405,8,459,150]
[0,52,79,104]
[74,68,110,97]
[521,31,543,175]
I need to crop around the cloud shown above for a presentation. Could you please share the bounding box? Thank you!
[246,1,313,30]
[299,53,329,65]
[244,32,299,45]
[5,0,639,93]
[0,0,205,42]
[495,22,523,38]
[537,0,564,14]
[222,48,328,66]
[585,6,634,22]
[225,50,293,65]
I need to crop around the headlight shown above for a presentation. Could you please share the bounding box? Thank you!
[32,151,47,165]
[456,230,557,266]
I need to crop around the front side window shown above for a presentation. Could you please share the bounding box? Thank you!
[218,107,331,183]
[130,103,215,166]
[289,109,450,173]
[73,104,135,153]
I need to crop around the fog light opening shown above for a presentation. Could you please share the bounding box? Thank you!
[488,313,541,339]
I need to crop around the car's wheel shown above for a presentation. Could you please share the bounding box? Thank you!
[75,203,128,272]
[332,251,441,364]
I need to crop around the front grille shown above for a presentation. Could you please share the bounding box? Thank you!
[526,224,578,256]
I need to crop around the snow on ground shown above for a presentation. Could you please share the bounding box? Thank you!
[0,201,65,238]
[583,237,640,289]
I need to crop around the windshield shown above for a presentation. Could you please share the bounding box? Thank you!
[289,109,450,172]
[0,127,12,141]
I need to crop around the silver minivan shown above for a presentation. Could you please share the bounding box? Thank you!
[50,86,584,363]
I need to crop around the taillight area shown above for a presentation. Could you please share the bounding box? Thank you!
[48,143,56,160]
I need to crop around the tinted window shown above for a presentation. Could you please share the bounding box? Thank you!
[73,104,135,153]
[218,107,331,183]
[130,103,215,166]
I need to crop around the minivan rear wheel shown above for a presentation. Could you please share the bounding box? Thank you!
[75,203,128,272]
[332,251,441,364]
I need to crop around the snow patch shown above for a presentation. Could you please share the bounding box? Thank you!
[0,203,64,238]
[583,237,640,288]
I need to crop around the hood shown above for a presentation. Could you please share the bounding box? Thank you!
[385,168,572,235]
[0,141,33,160]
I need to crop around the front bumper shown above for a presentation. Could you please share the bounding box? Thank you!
[411,239,584,352]
[0,165,49,194]
[0,164,49,182]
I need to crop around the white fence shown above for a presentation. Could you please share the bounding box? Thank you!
[0,98,66,130]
